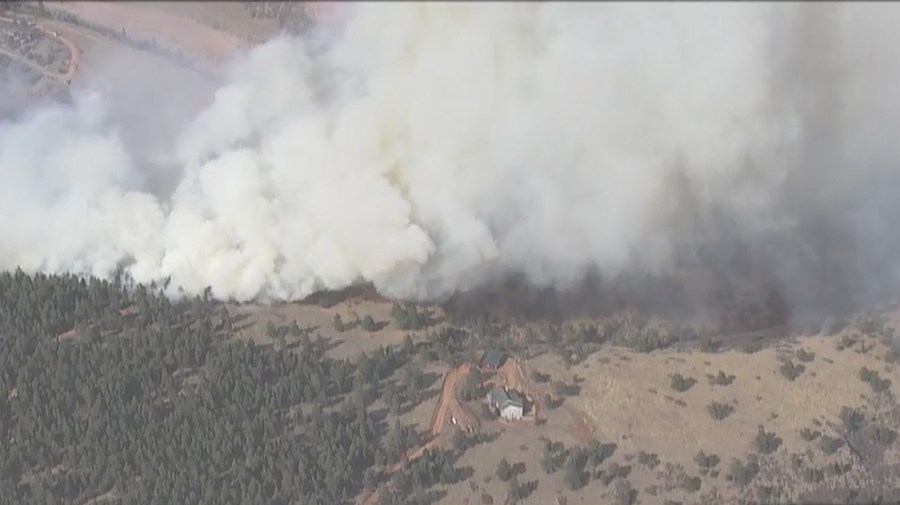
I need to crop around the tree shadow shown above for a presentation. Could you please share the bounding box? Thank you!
[421,371,441,390]
[550,397,566,409]
[520,479,539,500]
[451,466,474,484]
[303,334,341,355]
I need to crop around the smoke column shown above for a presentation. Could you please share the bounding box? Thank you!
[2,3,900,316]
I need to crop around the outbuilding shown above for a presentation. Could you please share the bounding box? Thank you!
[480,350,506,371]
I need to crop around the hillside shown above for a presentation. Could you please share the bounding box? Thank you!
[1,272,898,504]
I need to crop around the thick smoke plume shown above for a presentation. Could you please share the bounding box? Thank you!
[2,3,900,321]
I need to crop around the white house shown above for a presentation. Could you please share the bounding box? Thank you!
[486,386,524,420]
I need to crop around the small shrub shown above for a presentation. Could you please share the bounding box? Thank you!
[800,427,821,442]
[795,349,816,362]
[819,435,844,455]
[613,478,636,505]
[859,367,892,393]
[586,440,616,467]
[709,371,736,386]
[563,457,587,490]
[839,406,865,433]
[694,451,720,472]
[836,335,856,351]
[678,474,702,493]
[360,314,377,332]
[637,451,659,469]
[481,493,494,505]
[779,360,805,381]
[496,458,512,482]
[529,370,550,383]
[670,373,697,392]
[539,439,568,475]
[754,427,783,455]
[506,476,534,503]
[707,401,734,421]
[598,461,630,486]
[552,381,579,397]
[868,425,898,447]
[332,313,345,332]
[727,459,759,487]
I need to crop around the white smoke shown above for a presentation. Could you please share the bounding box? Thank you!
[2,3,900,304]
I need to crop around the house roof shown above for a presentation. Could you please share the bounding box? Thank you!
[487,387,507,405]
[482,350,505,367]
[486,386,523,410]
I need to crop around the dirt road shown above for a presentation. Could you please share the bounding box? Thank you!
[358,362,479,505]
[43,24,78,80]
[0,16,77,82]
[429,362,479,436]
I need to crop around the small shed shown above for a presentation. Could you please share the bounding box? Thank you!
[480,350,506,371]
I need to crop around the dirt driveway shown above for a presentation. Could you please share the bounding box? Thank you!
[359,362,479,505]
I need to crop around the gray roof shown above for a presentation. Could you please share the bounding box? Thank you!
[482,350,505,367]
[487,387,507,405]
[486,386,523,410]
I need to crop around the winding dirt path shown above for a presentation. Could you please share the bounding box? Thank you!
[0,15,78,82]
[41,23,78,81]
[358,362,478,505]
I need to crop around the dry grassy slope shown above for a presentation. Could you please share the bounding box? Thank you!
[553,337,875,461]
[524,330,898,504]
[227,295,900,504]
[228,298,446,360]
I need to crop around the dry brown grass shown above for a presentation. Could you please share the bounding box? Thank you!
[229,298,443,360]
[522,330,899,504]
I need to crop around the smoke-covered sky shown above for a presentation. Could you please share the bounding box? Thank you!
[2,3,900,315]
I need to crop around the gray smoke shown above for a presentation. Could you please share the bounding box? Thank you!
[1,3,899,319]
